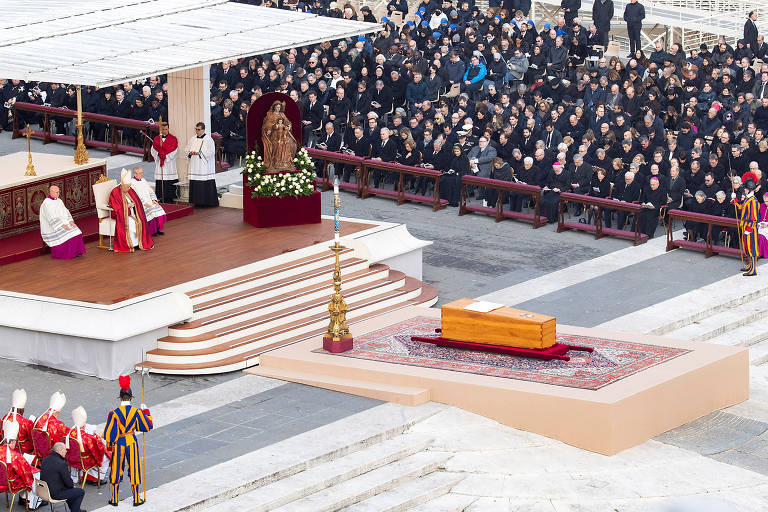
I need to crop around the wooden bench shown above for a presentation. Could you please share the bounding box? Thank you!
[557,192,648,246]
[666,209,741,258]
[459,175,546,228]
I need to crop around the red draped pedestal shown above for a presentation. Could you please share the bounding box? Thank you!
[243,175,321,228]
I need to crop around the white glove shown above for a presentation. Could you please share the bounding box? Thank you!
[140,403,147,409]
[731,192,736,199]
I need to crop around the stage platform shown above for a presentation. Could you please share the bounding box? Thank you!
[0,207,437,378]
[0,202,192,266]
[248,307,748,455]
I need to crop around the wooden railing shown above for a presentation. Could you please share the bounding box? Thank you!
[557,192,648,245]
[305,147,367,197]
[11,102,228,171]
[361,159,448,211]
[666,209,741,258]
[459,176,545,228]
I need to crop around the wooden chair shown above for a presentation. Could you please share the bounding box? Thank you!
[34,480,69,512]
[0,460,32,512]
[64,437,100,489]
[91,175,117,250]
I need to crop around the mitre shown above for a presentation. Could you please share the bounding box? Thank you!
[71,406,87,428]
[121,168,132,185]
[49,391,66,412]
[11,389,26,409]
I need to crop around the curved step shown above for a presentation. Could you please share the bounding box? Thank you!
[192,258,369,316]
[161,270,408,344]
[139,285,438,375]
[177,264,392,333]
[186,247,355,299]
[148,279,421,364]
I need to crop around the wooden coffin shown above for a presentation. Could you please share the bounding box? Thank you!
[441,298,556,349]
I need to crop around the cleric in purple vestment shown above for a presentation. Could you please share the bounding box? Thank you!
[38,185,86,259]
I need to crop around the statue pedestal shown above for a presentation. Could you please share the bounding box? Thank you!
[242,175,321,228]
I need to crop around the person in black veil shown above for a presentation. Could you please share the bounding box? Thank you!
[442,143,469,207]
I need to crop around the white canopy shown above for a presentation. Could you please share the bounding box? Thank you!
[0,0,380,87]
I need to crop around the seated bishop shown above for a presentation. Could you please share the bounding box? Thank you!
[38,185,86,259]
[1,389,34,455]
[32,391,69,449]
[0,419,36,500]
[109,168,154,252]
[66,406,110,484]
[130,166,167,236]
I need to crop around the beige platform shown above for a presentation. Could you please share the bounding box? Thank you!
[0,151,107,188]
[249,307,749,455]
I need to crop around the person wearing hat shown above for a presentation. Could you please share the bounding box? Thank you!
[735,172,760,276]
[66,406,110,485]
[131,166,167,236]
[103,375,153,507]
[1,389,33,455]
[39,184,86,260]
[185,121,219,207]
[108,169,154,252]
[32,391,70,449]
[1,419,36,509]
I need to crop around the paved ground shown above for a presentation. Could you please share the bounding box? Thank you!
[2,132,767,510]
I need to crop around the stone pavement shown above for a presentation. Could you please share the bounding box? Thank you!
[2,133,768,510]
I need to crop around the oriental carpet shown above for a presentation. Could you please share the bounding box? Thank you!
[316,316,690,390]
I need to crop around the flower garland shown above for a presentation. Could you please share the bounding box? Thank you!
[242,147,316,199]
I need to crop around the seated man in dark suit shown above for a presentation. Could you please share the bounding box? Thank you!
[40,442,85,512]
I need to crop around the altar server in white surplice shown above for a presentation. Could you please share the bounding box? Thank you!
[130,166,167,236]
[39,185,86,260]
[185,121,219,207]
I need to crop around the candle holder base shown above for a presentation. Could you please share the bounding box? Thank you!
[323,333,354,353]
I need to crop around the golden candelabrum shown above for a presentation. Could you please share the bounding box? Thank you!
[73,85,89,165]
[323,177,354,353]
[24,123,36,176]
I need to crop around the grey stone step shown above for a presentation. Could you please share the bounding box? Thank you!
[271,451,451,512]
[341,472,464,512]
[704,317,768,348]
[90,402,446,512]
[409,493,479,512]
[750,341,768,366]
[202,433,434,512]
[663,301,768,343]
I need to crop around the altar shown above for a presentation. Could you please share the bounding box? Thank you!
[0,152,107,238]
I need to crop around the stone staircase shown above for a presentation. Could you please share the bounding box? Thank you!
[139,246,437,374]
[601,273,768,366]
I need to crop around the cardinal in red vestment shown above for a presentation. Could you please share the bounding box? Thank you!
[0,389,34,455]
[0,420,35,496]
[109,168,153,252]
[32,391,69,448]
[66,406,110,483]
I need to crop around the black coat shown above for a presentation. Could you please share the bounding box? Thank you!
[302,101,324,130]
[346,136,371,158]
[370,138,398,162]
[316,131,343,152]
[40,452,74,498]
[592,0,614,33]
[623,1,645,24]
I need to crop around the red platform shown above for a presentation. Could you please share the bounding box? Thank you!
[0,203,193,266]
[410,334,594,362]
[242,177,321,228]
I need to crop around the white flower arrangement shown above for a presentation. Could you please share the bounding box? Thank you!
[241,148,316,199]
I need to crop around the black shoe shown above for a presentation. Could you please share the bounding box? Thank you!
[744,272,757,276]
[740,267,749,272]
[156,231,164,235]
[108,501,118,507]
[134,500,145,507]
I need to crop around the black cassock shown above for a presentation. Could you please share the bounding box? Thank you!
[442,153,469,207]
[640,185,666,238]
[541,169,571,222]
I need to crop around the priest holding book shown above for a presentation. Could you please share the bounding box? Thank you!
[39,185,86,260]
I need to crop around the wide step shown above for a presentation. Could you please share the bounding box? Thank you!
[200,433,434,512]
[663,302,768,342]
[341,472,463,512]
[409,493,478,511]
[270,451,450,512]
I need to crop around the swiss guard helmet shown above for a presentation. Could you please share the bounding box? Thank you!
[742,172,758,191]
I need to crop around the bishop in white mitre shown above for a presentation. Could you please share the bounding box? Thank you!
[39,185,86,259]
[130,166,167,236]
[185,121,219,207]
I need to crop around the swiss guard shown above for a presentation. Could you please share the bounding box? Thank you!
[735,172,760,277]
[103,375,153,507]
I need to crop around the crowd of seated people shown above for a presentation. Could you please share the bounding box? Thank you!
[3,0,768,241]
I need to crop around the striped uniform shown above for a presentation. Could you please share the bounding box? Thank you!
[102,403,153,505]
[738,194,759,276]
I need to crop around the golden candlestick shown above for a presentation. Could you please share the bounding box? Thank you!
[74,85,89,165]
[24,123,36,176]
[323,178,353,353]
